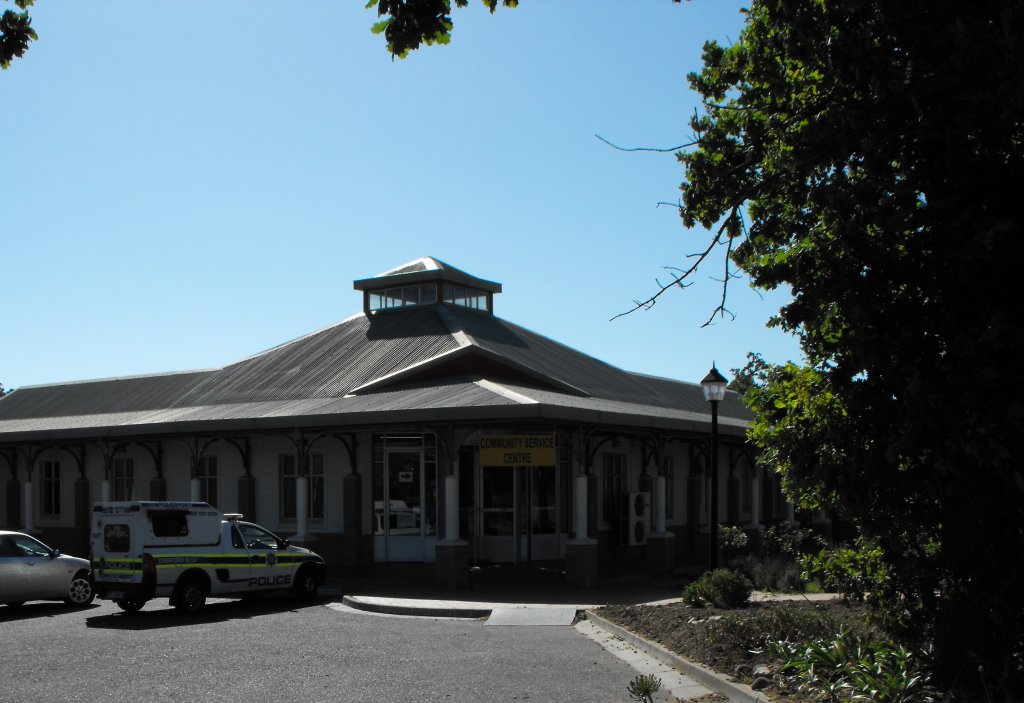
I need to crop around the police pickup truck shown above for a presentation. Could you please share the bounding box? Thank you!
[90,501,327,613]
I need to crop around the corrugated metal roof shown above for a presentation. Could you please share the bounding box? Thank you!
[175,309,458,406]
[0,292,750,442]
[0,376,743,440]
[0,371,214,421]
[353,257,503,294]
[438,306,750,420]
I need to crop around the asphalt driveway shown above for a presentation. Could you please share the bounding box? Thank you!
[0,597,652,703]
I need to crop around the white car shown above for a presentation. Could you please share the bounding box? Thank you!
[0,531,94,607]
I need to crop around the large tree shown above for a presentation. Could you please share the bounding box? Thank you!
[679,2,1023,695]
[372,0,1024,695]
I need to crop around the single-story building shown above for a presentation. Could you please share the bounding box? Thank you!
[0,257,796,585]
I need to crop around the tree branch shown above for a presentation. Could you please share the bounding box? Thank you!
[594,133,698,153]
[610,205,744,322]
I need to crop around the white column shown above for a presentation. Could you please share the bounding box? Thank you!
[23,480,35,533]
[747,477,762,529]
[296,475,308,541]
[445,473,459,541]
[101,479,111,502]
[190,478,201,502]
[573,474,588,541]
[653,474,667,534]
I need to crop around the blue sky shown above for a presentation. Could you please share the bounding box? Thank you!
[2,1,801,391]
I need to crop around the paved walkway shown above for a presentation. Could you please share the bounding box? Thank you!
[322,563,838,702]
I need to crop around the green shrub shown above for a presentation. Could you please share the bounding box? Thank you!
[703,603,861,652]
[731,553,806,593]
[800,537,889,603]
[626,674,661,703]
[718,524,750,559]
[683,569,753,608]
[760,523,826,557]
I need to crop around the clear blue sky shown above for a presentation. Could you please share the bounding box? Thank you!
[2,1,801,391]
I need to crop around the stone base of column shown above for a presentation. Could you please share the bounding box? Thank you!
[645,532,675,576]
[435,540,469,588]
[338,533,360,568]
[565,538,599,589]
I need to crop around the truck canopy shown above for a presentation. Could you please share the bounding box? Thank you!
[92,501,224,551]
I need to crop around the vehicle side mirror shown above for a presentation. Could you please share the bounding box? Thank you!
[280,539,290,549]
[50,549,61,559]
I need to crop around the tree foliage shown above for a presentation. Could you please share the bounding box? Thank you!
[1,0,35,69]
[367,0,518,58]
[682,1,1024,696]
[367,1,693,58]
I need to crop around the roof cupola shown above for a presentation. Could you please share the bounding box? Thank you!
[353,257,502,315]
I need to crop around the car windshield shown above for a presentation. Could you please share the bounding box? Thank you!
[10,534,52,557]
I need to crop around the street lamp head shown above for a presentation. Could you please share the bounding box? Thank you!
[701,364,729,403]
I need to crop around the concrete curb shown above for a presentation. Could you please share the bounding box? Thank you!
[584,609,771,703]
[341,595,490,619]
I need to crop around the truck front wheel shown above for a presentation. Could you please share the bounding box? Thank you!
[173,578,207,613]
[293,567,319,602]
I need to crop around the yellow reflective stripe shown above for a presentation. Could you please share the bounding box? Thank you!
[154,562,248,569]
[100,560,141,570]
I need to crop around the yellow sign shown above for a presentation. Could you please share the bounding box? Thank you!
[479,434,557,467]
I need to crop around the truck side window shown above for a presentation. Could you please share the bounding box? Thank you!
[150,512,189,538]
[231,526,245,550]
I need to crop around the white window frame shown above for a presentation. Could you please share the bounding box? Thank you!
[113,457,135,502]
[279,453,325,522]
[198,455,219,508]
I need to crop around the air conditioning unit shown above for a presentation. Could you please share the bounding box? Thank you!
[622,491,651,546]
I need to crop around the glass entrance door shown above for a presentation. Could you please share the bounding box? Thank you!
[522,467,560,561]
[480,466,515,562]
[374,449,431,562]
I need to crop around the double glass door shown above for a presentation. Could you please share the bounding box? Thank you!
[479,466,561,563]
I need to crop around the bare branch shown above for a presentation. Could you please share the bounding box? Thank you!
[700,232,739,327]
[611,205,745,322]
[595,134,698,153]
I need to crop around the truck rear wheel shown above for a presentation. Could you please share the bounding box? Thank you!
[173,578,207,613]
[115,598,146,613]
[293,567,319,602]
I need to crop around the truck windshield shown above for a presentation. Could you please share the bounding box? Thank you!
[238,523,280,550]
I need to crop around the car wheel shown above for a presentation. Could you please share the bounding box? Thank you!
[293,567,319,602]
[115,598,145,613]
[64,572,95,606]
[173,578,207,613]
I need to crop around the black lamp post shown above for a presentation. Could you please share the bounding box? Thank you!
[701,364,728,570]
